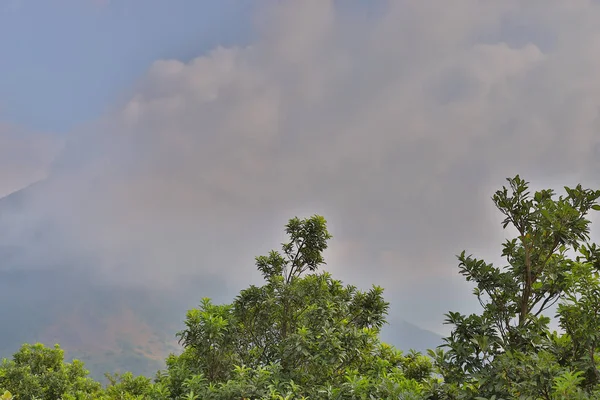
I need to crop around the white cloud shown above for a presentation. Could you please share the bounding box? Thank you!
[5,0,600,331]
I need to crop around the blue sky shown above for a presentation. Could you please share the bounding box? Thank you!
[0,0,253,133]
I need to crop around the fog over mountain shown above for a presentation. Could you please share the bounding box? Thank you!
[2,0,600,377]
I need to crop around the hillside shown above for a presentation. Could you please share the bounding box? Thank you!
[0,267,180,380]
[381,319,443,354]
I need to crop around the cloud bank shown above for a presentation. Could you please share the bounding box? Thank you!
[3,0,600,330]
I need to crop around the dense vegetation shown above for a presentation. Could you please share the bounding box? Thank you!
[2,176,600,399]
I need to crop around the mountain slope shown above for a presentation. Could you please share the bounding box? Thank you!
[380,318,443,354]
[0,268,181,380]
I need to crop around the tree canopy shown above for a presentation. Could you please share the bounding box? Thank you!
[430,176,600,399]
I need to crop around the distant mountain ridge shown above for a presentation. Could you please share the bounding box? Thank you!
[380,318,443,354]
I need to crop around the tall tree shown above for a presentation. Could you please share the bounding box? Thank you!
[429,176,600,399]
[162,215,430,399]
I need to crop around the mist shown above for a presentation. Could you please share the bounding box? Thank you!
[2,0,600,332]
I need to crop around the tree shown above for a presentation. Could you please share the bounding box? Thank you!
[556,258,600,390]
[160,215,430,398]
[429,176,600,399]
[0,343,102,400]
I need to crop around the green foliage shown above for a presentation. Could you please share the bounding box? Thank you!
[0,343,102,400]
[430,176,600,399]
[102,372,154,399]
[165,215,429,398]
[557,262,600,389]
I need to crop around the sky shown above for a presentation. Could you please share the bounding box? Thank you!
[2,0,600,334]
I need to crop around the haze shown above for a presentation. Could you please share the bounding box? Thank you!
[2,0,600,334]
